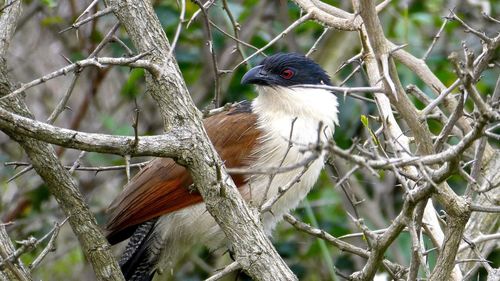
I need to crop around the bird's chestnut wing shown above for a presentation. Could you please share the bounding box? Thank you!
[105,103,259,244]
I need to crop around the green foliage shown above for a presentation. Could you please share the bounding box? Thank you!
[40,16,63,26]
[26,184,50,213]
[360,114,380,146]
[40,0,57,8]
[120,68,145,99]
[90,29,103,44]
[101,114,134,136]
[31,247,84,280]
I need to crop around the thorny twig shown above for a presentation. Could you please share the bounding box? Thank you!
[422,10,453,61]
[204,261,241,281]
[232,12,312,71]
[169,0,186,56]
[5,161,150,174]
[1,53,158,101]
[193,0,222,106]
[59,7,114,34]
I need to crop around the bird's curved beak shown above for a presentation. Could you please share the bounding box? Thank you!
[241,65,267,85]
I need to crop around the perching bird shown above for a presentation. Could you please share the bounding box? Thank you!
[105,53,339,281]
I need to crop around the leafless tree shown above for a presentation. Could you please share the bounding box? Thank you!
[0,0,498,280]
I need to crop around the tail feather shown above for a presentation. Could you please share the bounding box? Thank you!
[119,219,162,281]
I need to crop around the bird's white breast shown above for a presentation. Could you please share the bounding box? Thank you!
[248,86,338,233]
[155,86,338,270]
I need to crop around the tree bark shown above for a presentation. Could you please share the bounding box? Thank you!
[0,3,124,281]
[105,0,297,280]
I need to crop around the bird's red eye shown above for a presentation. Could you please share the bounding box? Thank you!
[280,69,294,79]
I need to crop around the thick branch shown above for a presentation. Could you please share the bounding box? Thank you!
[0,105,189,157]
[106,0,297,279]
[0,102,488,172]
[0,3,124,281]
[0,224,32,281]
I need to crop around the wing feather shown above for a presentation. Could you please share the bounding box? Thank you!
[106,103,259,243]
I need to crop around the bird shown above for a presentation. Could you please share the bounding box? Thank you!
[105,52,339,281]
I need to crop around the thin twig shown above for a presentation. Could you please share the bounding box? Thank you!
[111,35,134,56]
[482,12,500,24]
[380,53,398,101]
[187,0,216,28]
[283,214,407,278]
[292,84,382,104]
[221,0,245,60]
[293,84,383,93]
[169,0,186,56]
[421,79,460,116]
[75,0,99,23]
[48,23,121,124]
[450,10,491,43]
[259,118,298,206]
[260,155,318,213]
[28,218,69,270]
[422,11,453,61]
[232,12,312,71]
[470,204,500,213]
[68,151,86,175]
[335,53,363,75]
[433,91,464,151]
[132,98,140,146]
[59,7,113,33]
[227,153,318,175]
[1,53,157,101]
[209,19,259,51]
[204,261,241,281]
[5,161,150,173]
[193,0,221,106]
[458,233,500,252]
[306,28,330,57]
[7,165,33,183]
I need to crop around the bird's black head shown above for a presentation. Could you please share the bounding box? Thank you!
[241,53,331,87]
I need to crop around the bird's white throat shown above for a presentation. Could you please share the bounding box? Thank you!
[253,85,339,133]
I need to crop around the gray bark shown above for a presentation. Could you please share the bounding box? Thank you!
[0,2,124,281]
[104,0,297,280]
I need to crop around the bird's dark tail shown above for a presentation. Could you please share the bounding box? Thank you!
[119,218,162,281]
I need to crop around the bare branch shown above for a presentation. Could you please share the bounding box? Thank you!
[47,23,121,124]
[291,0,360,31]
[422,11,453,61]
[470,204,500,213]
[193,0,221,106]
[450,10,491,43]
[29,218,68,270]
[5,161,149,173]
[59,7,114,34]
[232,12,312,71]
[204,261,241,281]
[0,105,189,158]
[284,214,408,278]
[434,91,465,152]
[74,0,100,23]
[0,224,32,281]
[306,28,330,57]
[1,53,159,101]
[221,0,246,60]
[209,19,259,51]
[169,0,186,56]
